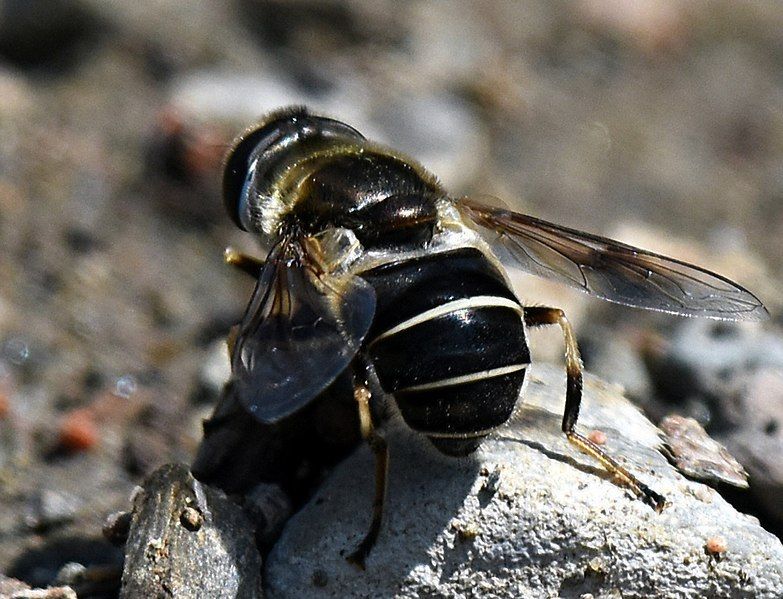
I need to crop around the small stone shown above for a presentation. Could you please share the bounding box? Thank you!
[199,339,231,393]
[311,569,328,588]
[103,511,133,546]
[179,506,203,531]
[58,408,98,452]
[121,464,262,597]
[2,337,30,365]
[661,414,748,488]
[114,375,137,399]
[588,429,607,445]
[53,562,86,586]
[27,489,80,531]
[705,536,728,556]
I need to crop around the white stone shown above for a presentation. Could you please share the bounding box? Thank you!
[265,363,783,598]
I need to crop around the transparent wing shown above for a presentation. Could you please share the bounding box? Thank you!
[456,197,767,321]
[232,234,376,423]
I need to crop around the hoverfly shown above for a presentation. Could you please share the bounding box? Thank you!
[220,106,767,567]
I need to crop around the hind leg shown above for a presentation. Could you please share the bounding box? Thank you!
[524,306,666,512]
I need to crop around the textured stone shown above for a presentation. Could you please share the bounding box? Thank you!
[660,414,748,489]
[120,463,263,598]
[265,364,783,599]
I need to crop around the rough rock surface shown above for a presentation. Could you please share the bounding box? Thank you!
[265,364,783,598]
[120,463,263,598]
[644,318,783,531]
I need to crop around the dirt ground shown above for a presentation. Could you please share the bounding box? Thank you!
[1,1,782,595]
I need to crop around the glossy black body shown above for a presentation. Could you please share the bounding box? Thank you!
[223,107,529,456]
[363,248,529,455]
[294,153,440,247]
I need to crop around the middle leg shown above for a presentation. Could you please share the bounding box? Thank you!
[345,370,389,569]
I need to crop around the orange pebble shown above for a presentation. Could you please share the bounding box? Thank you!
[588,429,608,445]
[705,536,728,555]
[59,409,99,452]
[0,392,8,419]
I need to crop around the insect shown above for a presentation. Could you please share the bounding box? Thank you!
[221,106,767,567]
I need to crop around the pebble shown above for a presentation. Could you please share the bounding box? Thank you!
[588,429,607,445]
[26,489,80,531]
[113,375,137,400]
[2,337,30,366]
[198,339,231,393]
[179,506,203,531]
[660,414,748,488]
[58,409,98,452]
[705,536,728,556]
[646,317,783,530]
[53,562,86,586]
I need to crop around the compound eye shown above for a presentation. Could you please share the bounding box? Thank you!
[237,157,258,232]
[223,124,279,230]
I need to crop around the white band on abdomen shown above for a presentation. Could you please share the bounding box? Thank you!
[399,363,528,393]
[372,295,523,343]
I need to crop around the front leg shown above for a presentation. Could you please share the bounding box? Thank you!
[524,306,667,512]
[224,247,264,278]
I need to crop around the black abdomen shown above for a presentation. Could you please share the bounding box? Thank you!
[362,248,529,456]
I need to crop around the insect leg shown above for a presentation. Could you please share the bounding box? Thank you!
[224,247,264,278]
[524,307,666,512]
[225,324,240,359]
[346,381,389,569]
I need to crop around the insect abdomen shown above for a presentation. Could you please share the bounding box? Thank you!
[362,248,529,456]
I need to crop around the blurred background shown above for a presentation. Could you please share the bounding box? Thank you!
[1,0,782,594]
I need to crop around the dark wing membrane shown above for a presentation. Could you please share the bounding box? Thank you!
[457,197,767,321]
[232,235,376,423]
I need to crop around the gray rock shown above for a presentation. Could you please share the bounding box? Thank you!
[26,489,81,531]
[265,363,783,599]
[645,319,783,426]
[0,574,31,596]
[243,483,293,551]
[120,463,263,598]
[660,414,748,489]
[727,428,783,529]
[199,338,231,394]
[645,318,783,529]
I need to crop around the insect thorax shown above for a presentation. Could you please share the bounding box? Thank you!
[262,141,445,249]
